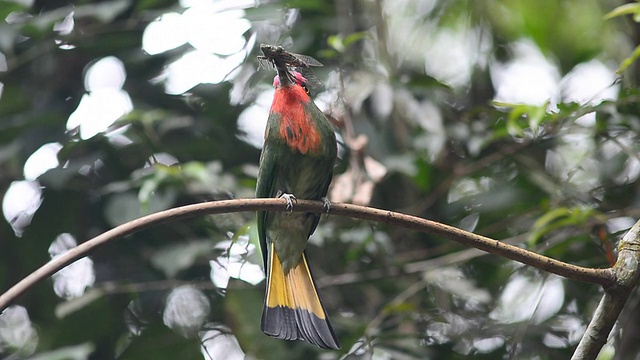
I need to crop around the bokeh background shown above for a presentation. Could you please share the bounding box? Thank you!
[1,0,640,359]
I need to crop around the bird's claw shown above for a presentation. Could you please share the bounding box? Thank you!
[280,193,296,213]
[321,197,331,214]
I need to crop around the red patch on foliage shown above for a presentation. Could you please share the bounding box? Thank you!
[270,85,321,154]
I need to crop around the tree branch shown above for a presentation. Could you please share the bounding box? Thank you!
[572,219,640,360]
[0,198,616,313]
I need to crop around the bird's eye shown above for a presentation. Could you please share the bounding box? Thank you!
[302,83,310,94]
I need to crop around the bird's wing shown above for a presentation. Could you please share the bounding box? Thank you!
[256,143,278,269]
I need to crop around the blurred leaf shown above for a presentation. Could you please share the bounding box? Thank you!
[616,44,640,75]
[233,222,263,267]
[505,105,526,137]
[138,166,172,205]
[383,301,416,314]
[105,191,176,226]
[344,32,368,47]
[151,240,213,278]
[55,289,105,318]
[327,34,346,53]
[413,158,432,191]
[603,2,640,21]
[529,207,573,246]
[117,322,202,359]
[528,100,549,132]
[137,161,210,205]
[0,3,25,20]
[74,0,132,23]
[406,73,453,90]
[528,206,599,247]
[494,101,551,137]
[556,101,582,114]
[225,285,296,358]
[283,0,326,11]
[327,32,368,54]
[28,343,95,360]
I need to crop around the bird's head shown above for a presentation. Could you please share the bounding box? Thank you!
[273,71,310,95]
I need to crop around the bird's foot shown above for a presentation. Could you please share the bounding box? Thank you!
[321,197,331,214]
[280,193,296,213]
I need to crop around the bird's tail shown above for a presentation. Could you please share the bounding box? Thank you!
[261,243,341,349]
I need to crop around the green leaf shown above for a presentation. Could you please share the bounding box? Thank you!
[181,161,209,183]
[327,32,368,53]
[55,289,105,319]
[150,240,213,278]
[604,3,640,21]
[616,44,640,74]
[28,343,95,360]
[529,210,566,247]
[343,32,368,47]
[327,34,346,53]
[506,105,526,137]
[528,206,598,246]
[494,101,551,137]
[383,301,416,314]
[528,101,549,133]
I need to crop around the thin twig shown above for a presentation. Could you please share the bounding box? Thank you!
[0,198,616,311]
[365,278,428,337]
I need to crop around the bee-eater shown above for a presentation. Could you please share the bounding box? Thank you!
[255,47,340,350]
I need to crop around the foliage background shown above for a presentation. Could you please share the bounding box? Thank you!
[1,0,639,359]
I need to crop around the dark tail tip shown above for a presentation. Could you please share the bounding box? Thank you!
[262,305,341,350]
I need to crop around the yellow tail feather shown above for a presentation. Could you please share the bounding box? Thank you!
[262,243,340,349]
[265,246,324,318]
[265,245,294,310]
[287,255,326,319]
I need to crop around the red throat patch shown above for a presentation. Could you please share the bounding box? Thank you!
[271,85,322,154]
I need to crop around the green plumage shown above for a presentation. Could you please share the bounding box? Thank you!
[255,64,340,349]
[255,44,339,348]
[256,93,337,273]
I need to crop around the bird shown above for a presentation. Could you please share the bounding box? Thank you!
[255,45,340,350]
